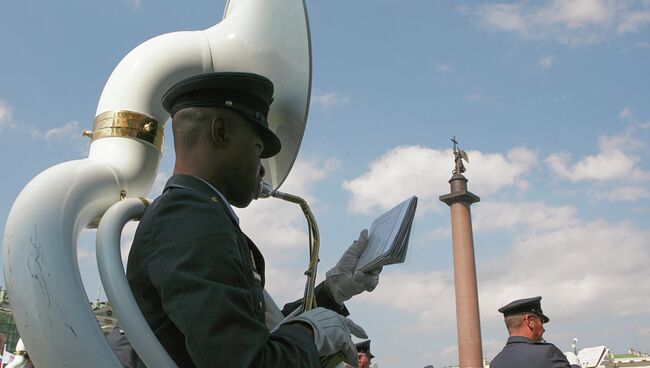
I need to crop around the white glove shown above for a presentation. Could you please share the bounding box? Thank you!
[280,307,367,367]
[326,230,383,304]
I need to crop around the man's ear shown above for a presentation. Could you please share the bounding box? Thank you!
[210,116,229,148]
[526,316,534,330]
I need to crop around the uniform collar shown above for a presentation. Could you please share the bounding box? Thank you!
[164,174,239,225]
[194,176,239,225]
[506,336,538,344]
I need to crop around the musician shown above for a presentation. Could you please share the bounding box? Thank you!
[339,340,374,368]
[127,72,381,367]
[355,340,375,368]
[490,296,571,368]
[107,325,137,368]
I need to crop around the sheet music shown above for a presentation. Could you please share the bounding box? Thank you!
[356,196,417,272]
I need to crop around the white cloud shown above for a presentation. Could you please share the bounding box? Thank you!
[239,196,310,252]
[591,185,650,201]
[544,0,611,27]
[355,148,648,331]
[619,107,633,120]
[127,0,141,10]
[436,63,455,73]
[30,121,82,142]
[0,101,87,149]
[476,147,538,191]
[638,326,650,340]
[0,99,15,130]
[546,126,649,182]
[480,220,650,319]
[362,219,650,330]
[343,146,449,215]
[474,201,580,232]
[424,227,451,240]
[599,125,645,152]
[362,269,456,328]
[617,9,650,33]
[465,92,500,103]
[343,145,537,214]
[311,92,351,109]
[470,1,650,45]
[77,229,97,263]
[484,339,509,362]
[148,170,170,198]
[120,222,139,268]
[236,158,339,301]
[437,345,459,365]
[479,3,526,32]
[538,55,555,69]
[262,266,306,305]
[546,149,637,181]
[277,157,340,201]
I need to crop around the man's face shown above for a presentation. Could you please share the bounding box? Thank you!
[527,314,545,341]
[219,112,266,207]
[358,352,371,368]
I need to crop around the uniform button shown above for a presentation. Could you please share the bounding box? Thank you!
[259,301,263,310]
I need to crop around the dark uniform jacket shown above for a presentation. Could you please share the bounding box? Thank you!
[107,326,138,368]
[127,175,346,368]
[490,336,571,368]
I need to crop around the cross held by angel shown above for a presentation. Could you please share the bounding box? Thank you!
[452,136,469,175]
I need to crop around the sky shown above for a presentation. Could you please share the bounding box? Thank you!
[1,0,649,367]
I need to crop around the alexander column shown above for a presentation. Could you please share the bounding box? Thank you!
[439,137,483,368]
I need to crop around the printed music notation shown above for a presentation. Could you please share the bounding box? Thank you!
[356,196,418,272]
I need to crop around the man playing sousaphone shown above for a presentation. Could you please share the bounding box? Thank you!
[127,72,383,367]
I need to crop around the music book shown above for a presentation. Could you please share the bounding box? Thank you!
[356,196,418,272]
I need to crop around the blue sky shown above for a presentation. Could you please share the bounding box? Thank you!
[1,1,649,367]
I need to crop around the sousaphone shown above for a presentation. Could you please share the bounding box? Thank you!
[2,0,311,366]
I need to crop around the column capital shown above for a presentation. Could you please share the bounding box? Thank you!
[439,174,480,206]
[439,190,480,206]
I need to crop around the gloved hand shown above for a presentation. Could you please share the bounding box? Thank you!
[280,307,367,367]
[326,230,383,304]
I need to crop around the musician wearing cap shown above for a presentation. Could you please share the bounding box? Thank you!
[340,340,374,368]
[355,340,375,368]
[490,296,572,368]
[127,72,382,367]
